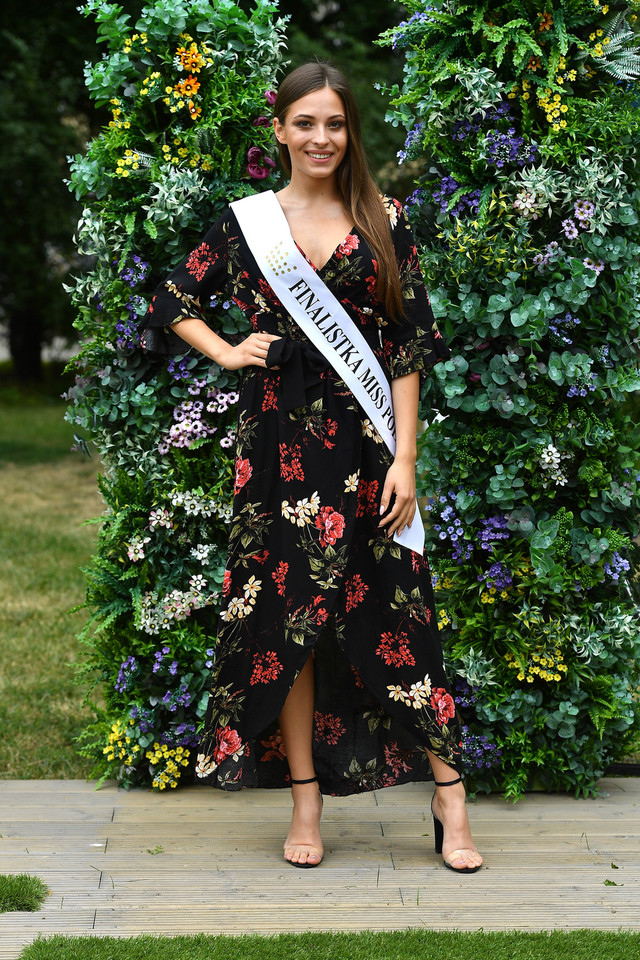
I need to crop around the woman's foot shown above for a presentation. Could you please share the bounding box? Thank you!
[283,780,324,867]
[431,779,483,871]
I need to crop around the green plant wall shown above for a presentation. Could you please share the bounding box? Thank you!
[65,0,287,789]
[380,0,640,798]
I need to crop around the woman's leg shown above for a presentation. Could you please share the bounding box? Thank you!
[427,750,483,870]
[278,654,324,865]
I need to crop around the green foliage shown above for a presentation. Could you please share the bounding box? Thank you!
[17,929,640,960]
[66,1,287,789]
[0,874,49,913]
[381,0,640,798]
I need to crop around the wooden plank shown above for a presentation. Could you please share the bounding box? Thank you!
[0,775,638,960]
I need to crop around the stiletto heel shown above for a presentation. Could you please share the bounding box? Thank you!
[431,775,482,874]
[285,776,324,869]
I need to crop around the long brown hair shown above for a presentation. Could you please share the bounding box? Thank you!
[273,61,404,321]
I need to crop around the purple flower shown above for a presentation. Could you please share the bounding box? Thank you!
[562,218,578,240]
[252,115,271,127]
[264,90,277,106]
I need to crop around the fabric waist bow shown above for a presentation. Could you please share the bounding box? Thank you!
[265,337,331,411]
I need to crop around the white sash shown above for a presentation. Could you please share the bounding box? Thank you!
[230,190,424,555]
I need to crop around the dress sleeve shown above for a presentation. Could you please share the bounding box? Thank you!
[380,199,450,383]
[139,209,233,356]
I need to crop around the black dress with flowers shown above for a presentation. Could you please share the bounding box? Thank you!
[141,195,462,795]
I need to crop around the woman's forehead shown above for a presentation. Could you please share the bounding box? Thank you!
[287,86,345,119]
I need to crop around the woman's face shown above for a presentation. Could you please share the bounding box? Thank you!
[273,86,348,183]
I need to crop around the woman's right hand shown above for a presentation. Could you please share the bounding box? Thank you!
[219,332,282,371]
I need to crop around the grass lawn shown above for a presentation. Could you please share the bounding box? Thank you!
[18,930,640,960]
[0,873,49,913]
[0,383,102,778]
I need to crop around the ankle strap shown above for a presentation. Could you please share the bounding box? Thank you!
[434,776,462,787]
[290,776,318,785]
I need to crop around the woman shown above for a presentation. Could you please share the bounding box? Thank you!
[141,61,482,873]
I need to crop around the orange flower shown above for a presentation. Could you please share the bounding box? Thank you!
[175,43,205,73]
[538,11,553,30]
[174,75,201,98]
[528,55,542,70]
[188,101,202,121]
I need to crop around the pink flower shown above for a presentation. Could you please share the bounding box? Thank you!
[335,234,359,259]
[213,726,243,763]
[264,89,277,105]
[247,146,264,164]
[234,456,252,493]
[252,115,271,127]
[430,688,456,726]
[314,506,346,547]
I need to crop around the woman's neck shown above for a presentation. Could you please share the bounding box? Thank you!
[278,172,343,209]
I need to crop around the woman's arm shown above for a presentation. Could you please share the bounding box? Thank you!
[171,316,281,371]
[378,370,419,538]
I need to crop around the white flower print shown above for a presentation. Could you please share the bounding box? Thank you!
[344,473,359,493]
[387,684,409,703]
[243,576,262,599]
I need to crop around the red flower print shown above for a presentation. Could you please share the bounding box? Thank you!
[310,594,328,624]
[213,725,243,763]
[411,551,430,574]
[313,711,346,746]
[185,242,217,282]
[260,730,287,762]
[350,664,365,689]
[376,631,416,668]
[335,234,359,259]
[431,688,456,726]
[280,443,305,482]
[344,573,369,612]
[250,650,284,685]
[365,259,378,298]
[222,570,232,596]
[384,742,413,775]
[262,378,278,411]
[356,479,379,518]
[314,506,346,548]
[271,561,289,597]
[234,456,252,494]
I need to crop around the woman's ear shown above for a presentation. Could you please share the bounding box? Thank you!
[273,116,286,143]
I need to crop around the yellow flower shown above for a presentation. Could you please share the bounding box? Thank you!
[560,120,567,128]
[560,104,568,113]
[589,32,596,40]
[597,28,603,36]
[553,123,560,132]
[602,4,609,11]
[522,92,530,100]
[603,37,610,44]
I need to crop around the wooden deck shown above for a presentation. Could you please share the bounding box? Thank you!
[1,777,639,958]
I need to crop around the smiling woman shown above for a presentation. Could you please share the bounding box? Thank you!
[140,60,481,875]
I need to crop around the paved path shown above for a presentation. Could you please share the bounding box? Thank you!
[1,777,639,957]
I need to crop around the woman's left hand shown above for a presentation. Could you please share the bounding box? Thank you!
[378,456,416,538]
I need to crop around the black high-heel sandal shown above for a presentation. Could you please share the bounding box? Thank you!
[285,776,324,869]
[431,775,482,874]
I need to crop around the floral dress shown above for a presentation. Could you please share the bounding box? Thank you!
[141,195,462,795]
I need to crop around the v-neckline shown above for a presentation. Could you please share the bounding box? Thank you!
[294,229,356,273]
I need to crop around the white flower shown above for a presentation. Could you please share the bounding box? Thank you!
[362,419,383,443]
[539,443,561,470]
[282,501,295,522]
[190,543,211,561]
[387,684,409,703]
[183,495,200,514]
[126,536,151,562]
[555,472,568,487]
[195,753,218,778]
[170,490,185,507]
[344,473,359,493]
[243,576,262,599]
[409,681,430,708]
[149,508,174,529]
[190,574,207,593]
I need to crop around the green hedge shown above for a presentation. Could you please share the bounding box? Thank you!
[379,0,640,798]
